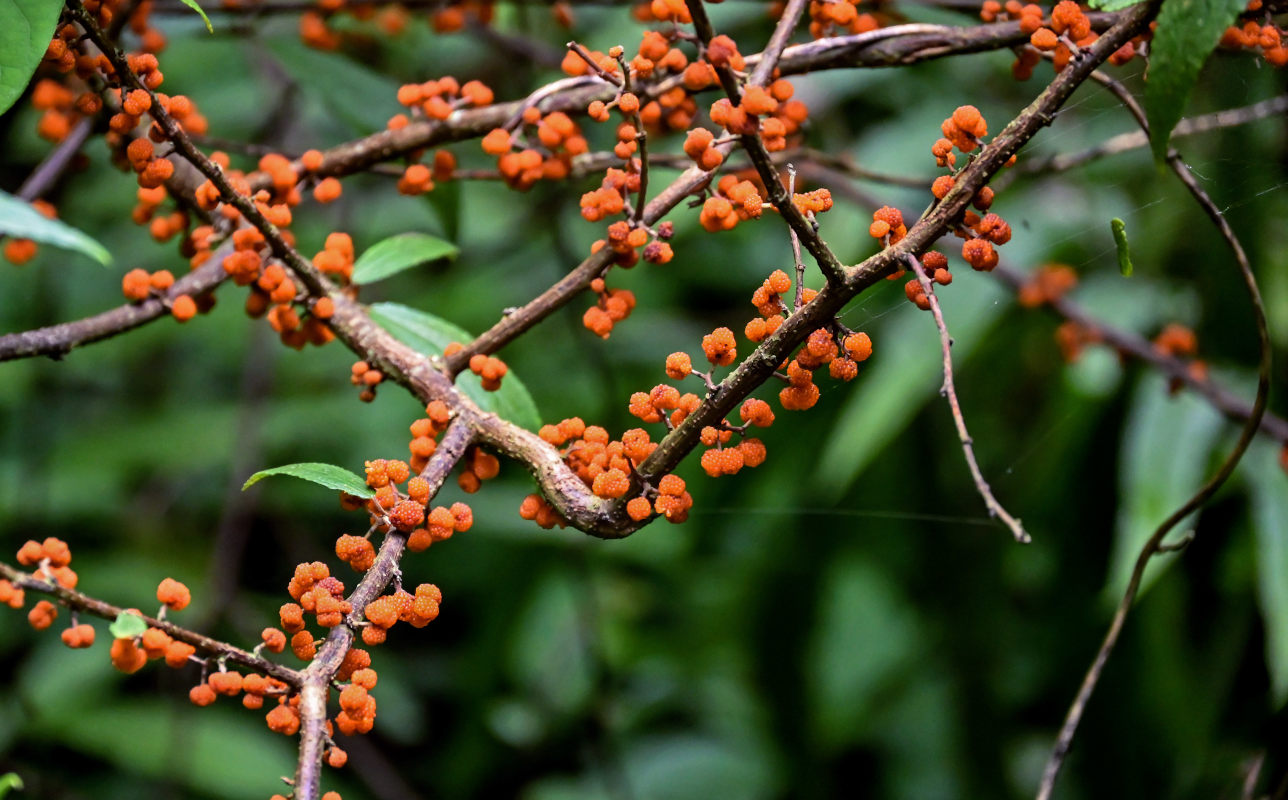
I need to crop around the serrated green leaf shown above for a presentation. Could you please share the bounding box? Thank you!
[242,462,375,497]
[1111,218,1133,276]
[1087,0,1145,10]
[352,233,458,285]
[178,0,214,32]
[0,0,62,118]
[1145,0,1247,161]
[367,302,542,431]
[108,611,148,640]
[0,189,112,266]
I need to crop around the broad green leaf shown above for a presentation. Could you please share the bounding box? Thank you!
[1111,218,1133,276]
[367,301,542,431]
[0,190,112,265]
[352,233,458,285]
[1245,441,1288,707]
[178,0,213,32]
[28,701,294,800]
[242,461,375,497]
[108,611,148,640]
[0,773,22,798]
[806,555,918,749]
[508,572,593,714]
[1145,0,1246,160]
[1105,373,1224,603]
[1087,0,1145,9]
[262,38,401,134]
[0,0,62,117]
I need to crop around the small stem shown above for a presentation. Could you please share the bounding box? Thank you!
[906,254,1029,544]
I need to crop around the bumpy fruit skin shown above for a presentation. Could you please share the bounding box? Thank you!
[157,578,192,610]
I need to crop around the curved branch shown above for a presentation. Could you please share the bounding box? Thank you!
[1036,70,1273,800]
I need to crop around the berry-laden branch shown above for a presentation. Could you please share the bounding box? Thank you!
[294,418,474,800]
[991,263,1288,446]
[0,251,228,361]
[683,0,849,286]
[907,253,1029,542]
[0,560,300,685]
[635,0,1160,502]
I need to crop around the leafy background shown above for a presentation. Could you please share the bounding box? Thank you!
[1,2,1287,799]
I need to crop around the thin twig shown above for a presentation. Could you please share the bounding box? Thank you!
[906,254,1029,543]
[991,264,1288,445]
[18,119,95,201]
[1013,93,1288,178]
[787,165,806,310]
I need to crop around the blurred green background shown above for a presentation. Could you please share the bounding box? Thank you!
[2,2,1288,798]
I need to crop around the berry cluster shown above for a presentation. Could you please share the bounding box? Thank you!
[1017,264,1078,307]
[807,0,881,38]
[1220,0,1288,67]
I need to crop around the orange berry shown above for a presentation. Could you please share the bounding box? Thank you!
[157,577,192,610]
[190,683,217,706]
[110,637,149,674]
[171,294,198,322]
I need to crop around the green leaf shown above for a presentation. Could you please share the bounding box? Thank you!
[1111,218,1133,276]
[367,302,542,431]
[0,0,62,118]
[352,233,458,285]
[1245,441,1288,707]
[108,610,148,640]
[508,572,593,714]
[1105,373,1224,603]
[1145,0,1247,161]
[0,773,22,799]
[242,462,375,497]
[806,555,917,748]
[178,0,214,32]
[262,37,401,135]
[0,189,112,266]
[1087,0,1145,10]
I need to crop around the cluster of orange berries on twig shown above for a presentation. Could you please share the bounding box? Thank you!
[524,418,695,526]
[886,106,1016,308]
[806,0,882,38]
[981,0,1146,78]
[1220,0,1287,66]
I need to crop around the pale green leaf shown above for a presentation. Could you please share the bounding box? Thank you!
[352,233,458,285]
[0,189,112,265]
[367,302,542,431]
[108,611,148,640]
[0,773,22,798]
[242,462,374,497]
[0,0,62,117]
